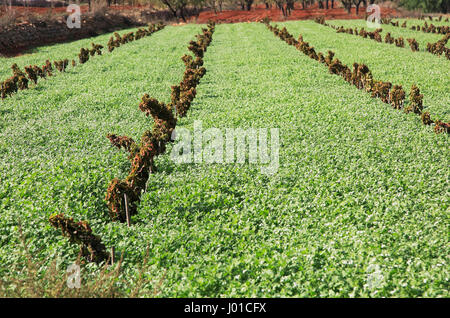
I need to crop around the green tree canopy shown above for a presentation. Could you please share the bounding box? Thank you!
[400,0,449,13]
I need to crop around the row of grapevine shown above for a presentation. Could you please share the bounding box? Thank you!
[314,18,446,58]
[0,24,165,100]
[107,23,163,53]
[263,20,449,134]
[45,24,168,264]
[383,16,449,24]
[426,33,450,59]
[49,214,110,264]
[105,22,215,224]
[77,43,104,64]
[1,60,68,99]
[390,20,450,35]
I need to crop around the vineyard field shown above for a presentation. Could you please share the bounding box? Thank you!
[281,20,450,121]
[0,21,448,297]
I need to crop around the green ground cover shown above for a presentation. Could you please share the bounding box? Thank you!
[281,20,450,122]
[328,19,446,49]
[0,27,153,79]
[0,22,448,297]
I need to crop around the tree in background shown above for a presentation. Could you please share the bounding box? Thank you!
[341,0,352,12]
[353,0,367,15]
[207,0,218,13]
[207,0,225,13]
[300,0,316,9]
[264,1,272,9]
[274,0,286,16]
[400,0,449,13]
[322,0,336,9]
[218,0,224,11]
[269,0,338,15]
[245,0,253,10]
[286,0,294,14]
[341,0,368,14]
[159,0,189,21]
[324,0,336,9]
[318,0,336,9]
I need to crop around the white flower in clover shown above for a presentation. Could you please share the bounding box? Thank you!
[365,264,384,290]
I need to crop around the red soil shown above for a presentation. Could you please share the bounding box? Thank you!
[193,3,399,23]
